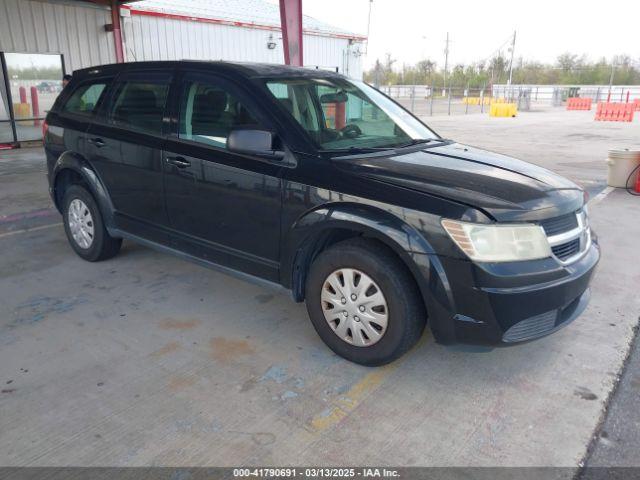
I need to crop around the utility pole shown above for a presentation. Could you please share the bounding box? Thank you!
[507,30,516,86]
[442,32,449,96]
[364,0,373,55]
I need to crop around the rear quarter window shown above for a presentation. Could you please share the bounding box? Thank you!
[62,81,109,116]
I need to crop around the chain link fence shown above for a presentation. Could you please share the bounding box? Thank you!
[379,84,640,116]
[380,85,501,116]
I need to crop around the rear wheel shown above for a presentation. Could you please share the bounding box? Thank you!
[305,238,426,366]
[62,185,122,262]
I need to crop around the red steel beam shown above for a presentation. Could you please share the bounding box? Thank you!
[110,0,125,63]
[279,0,303,66]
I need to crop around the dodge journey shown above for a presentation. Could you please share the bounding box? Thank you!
[44,61,599,365]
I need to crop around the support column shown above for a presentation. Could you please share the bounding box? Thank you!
[110,0,125,63]
[279,0,303,66]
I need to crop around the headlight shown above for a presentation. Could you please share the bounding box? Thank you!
[441,219,551,262]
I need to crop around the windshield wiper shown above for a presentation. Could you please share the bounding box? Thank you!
[324,146,396,154]
[392,138,437,148]
[324,139,446,155]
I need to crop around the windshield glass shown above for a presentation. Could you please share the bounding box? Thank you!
[265,77,438,151]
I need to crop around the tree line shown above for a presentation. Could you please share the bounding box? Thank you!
[6,66,64,81]
[364,53,640,87]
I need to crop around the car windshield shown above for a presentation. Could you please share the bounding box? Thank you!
[265,77,438,151]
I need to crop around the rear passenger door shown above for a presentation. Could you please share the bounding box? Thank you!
[162,71,283,281]
[86,69,173,236]
[46,77,112,168]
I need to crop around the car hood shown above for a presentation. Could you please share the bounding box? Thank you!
[332,142,584,222]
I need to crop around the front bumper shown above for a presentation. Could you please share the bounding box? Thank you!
[423,239,600,346]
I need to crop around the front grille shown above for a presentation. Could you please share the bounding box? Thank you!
[539,212,579,236]
[539,209,589,264]
[551,238,581,261]
[503,310,558,342]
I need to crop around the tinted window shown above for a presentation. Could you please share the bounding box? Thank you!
[108,80,169,134]
[179,80,259,148]
[62,81,109,115]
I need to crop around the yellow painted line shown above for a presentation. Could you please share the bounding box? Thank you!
[310,364,398,432]
[309,334,431,433]
[0,222,61,239]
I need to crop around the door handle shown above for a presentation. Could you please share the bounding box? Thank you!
[88,137,105,148]
[166,156,191,168]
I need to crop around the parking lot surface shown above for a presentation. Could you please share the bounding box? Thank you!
[0,110,639,469]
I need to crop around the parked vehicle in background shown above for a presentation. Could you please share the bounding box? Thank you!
[43,61,599,365]
[36,81,62,93]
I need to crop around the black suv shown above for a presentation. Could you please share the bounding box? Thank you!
[44,61,599,365]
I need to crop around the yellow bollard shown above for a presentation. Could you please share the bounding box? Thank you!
[13,103,32,126]
[489,102,517,117]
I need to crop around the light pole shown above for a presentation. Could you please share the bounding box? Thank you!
[442,32,449,97]
[506,30,516,101]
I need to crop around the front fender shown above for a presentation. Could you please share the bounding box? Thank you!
[281,202,456,338]
[51,152,116,229]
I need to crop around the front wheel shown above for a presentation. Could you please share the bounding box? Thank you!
[305,238,426,366]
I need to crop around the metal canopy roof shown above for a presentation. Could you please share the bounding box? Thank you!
[127,0,364,39]
[71,0,142,4]
[61,0,364,40]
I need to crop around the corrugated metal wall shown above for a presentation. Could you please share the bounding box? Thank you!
[123,13,363,78]
[0,0,363,78]
[0,0,116,72]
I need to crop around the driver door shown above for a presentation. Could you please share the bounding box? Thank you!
[162,71,283,281]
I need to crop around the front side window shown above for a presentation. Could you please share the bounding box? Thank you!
[108,79,170,134]
[179,80,260,149]
[62,81,109,115]
[266,78,437,151]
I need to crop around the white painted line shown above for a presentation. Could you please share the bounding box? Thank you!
[0,222,61,239]
[589,186,615,207]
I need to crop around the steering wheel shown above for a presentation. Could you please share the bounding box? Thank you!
[340,124,362,139]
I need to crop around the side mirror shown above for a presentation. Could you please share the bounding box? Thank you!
[227,129,284,160]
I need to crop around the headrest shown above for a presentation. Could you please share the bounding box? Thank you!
[193,91,228,117]
[278,98,294,113]
[121,87,157,109]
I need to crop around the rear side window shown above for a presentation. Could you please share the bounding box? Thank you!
[108,78,170,135]
[62,81,109,115]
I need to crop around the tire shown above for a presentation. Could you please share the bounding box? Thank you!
[62,184,122,262]
[305,238,426,366]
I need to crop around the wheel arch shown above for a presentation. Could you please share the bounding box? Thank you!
[51,152,116,230]
[282,202,442,312]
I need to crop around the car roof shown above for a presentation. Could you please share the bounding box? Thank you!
[72,60,346,80]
